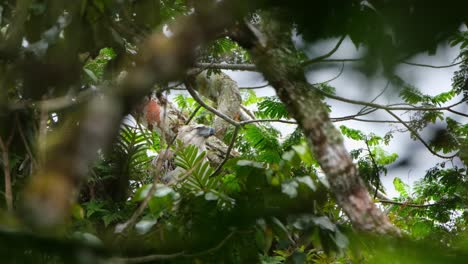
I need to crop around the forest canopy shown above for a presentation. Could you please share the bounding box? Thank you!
[0,0,467,263]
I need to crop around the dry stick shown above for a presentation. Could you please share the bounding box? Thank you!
[385,109,457,159]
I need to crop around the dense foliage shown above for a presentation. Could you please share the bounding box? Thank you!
[0,1,467,263]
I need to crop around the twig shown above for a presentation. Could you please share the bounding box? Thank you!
[302,35,347,66]
[186,105,202,124]
[116,231,236,263]
[210,126,239,177]
[184,231,236,257]
[304,58,466,69]
[378,199,442,208]
[240,119,297,125]
[401,60,464,69]
[113,251,185,263]
[316,87,467,112]
[313,62,345,85]
[195,62,256,71]
[385,109,457,159]
[448,108,468,117]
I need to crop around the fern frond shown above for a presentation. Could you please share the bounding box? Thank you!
[174,144,218,192]
[256,97,289,119]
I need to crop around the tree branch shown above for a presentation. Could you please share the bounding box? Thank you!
[385,110,457,159]
[229,17,399,234]
[185,81,240,127]
[301,35,347,66]
[210,126,239,177]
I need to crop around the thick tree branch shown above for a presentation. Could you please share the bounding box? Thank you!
[230,16,399,234]
[22,0,253,229]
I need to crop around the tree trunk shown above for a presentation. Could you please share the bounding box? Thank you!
[230,14,398,234]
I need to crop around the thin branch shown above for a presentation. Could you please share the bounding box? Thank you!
[240,119,297,125]
[448,108,468,117]
[356,81,391,115]
[184,231,236,257]
[378,200,441,208]
[186,105,202,124]
[331,116,407,124]
[189,56,465,73]
[116,231,236,263]
[385,109,457,159]
[210,126,239,177]
[170,83,271,91]
[317,88,467,112]
[401,60,464,69]
[304,58,466,69]
[310,62,345,85]
[239,83,270,89]
[307,58,362,64]
[114,251,185,263]
[194,62,256,71]
[301,35,347,66]
[185,81,240,127]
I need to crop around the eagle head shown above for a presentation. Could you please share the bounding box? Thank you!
[177,125,215,152]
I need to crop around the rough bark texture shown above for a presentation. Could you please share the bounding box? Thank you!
[195,71,242,137]
[21,0,249,229]
[231,15,398,234]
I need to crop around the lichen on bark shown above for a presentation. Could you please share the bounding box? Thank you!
[230,12,398,234]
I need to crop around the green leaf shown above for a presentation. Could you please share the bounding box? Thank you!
[281,180,299,198]
[292,142,315,166]
[340,125,365,141]
[256,97,289,119]
[393,177,410,198]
